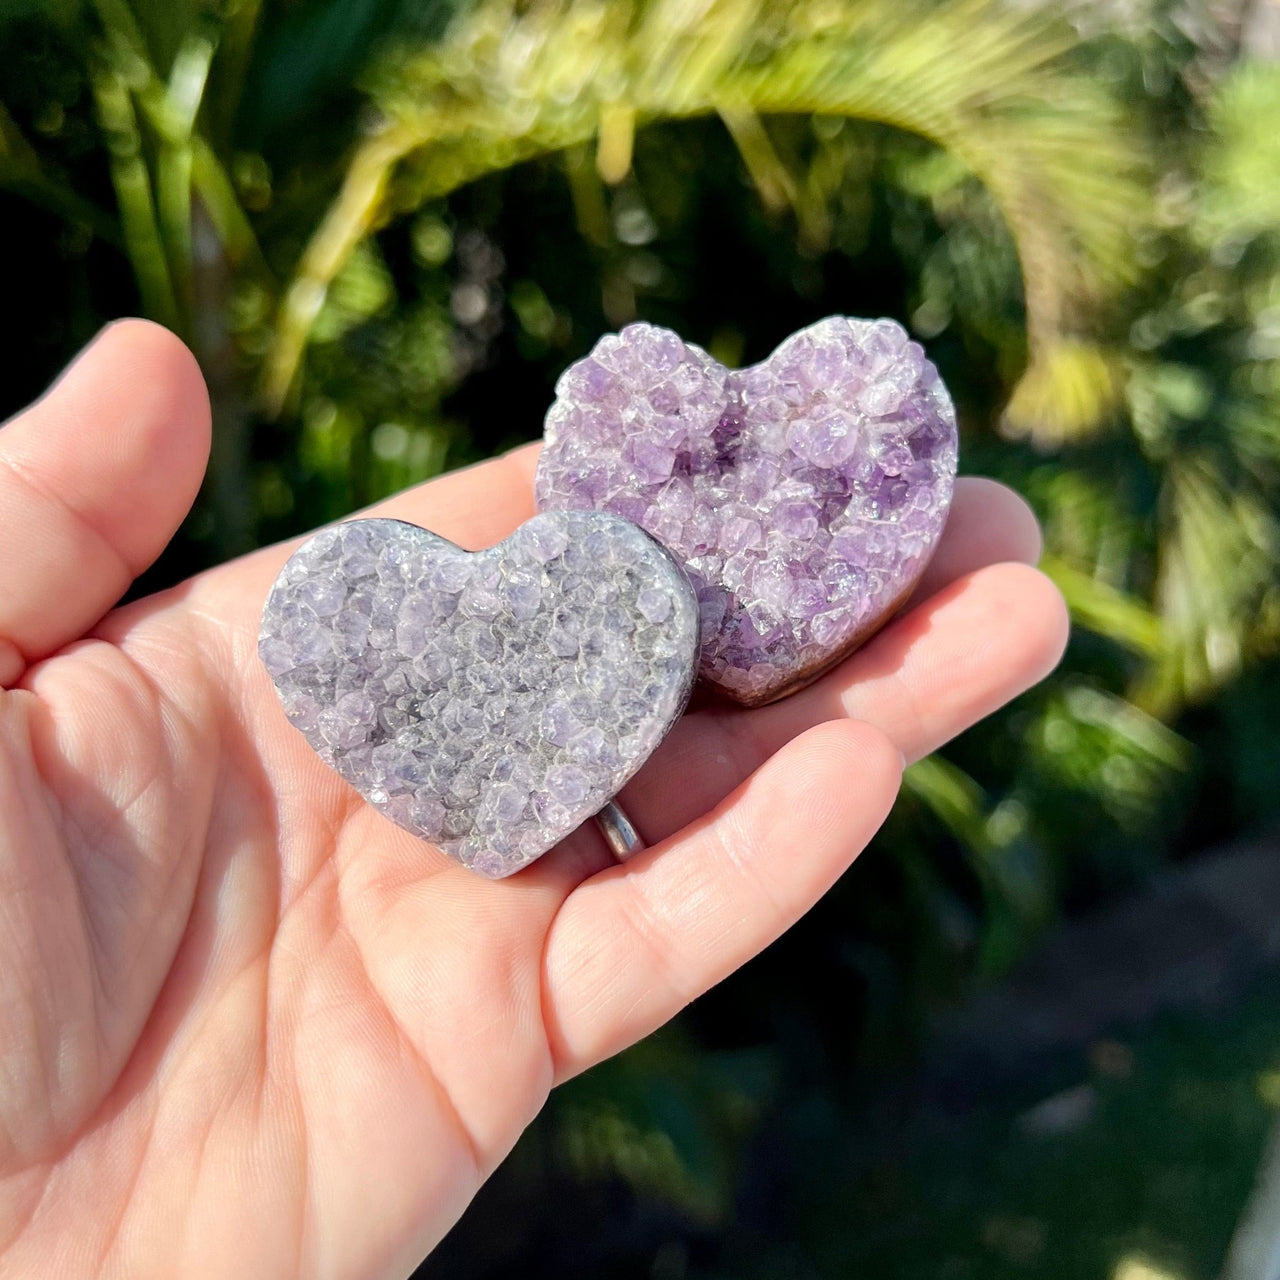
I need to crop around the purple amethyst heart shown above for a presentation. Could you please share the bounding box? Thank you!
[534,316,958,705]
[258,511,699,878]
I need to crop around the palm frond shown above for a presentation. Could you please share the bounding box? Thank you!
[1033,680,1190,836]
[0,100,120,244]
[89,0,271,300]
[1142,452,1280,712]
[1041,554,1165,660]
[904,754,1052,972]
[88,57,179,327]
[1002,341,1126,447]
[262,0,1149,410]
[1198,62,1280,243]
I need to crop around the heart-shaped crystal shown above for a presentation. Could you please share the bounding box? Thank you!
[535,316,958,705]
[258,511,699,877]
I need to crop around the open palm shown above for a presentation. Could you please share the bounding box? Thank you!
[0,323,1067,1278]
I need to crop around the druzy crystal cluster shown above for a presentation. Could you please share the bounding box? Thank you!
[535,316,958,704]
[259,511,699,877]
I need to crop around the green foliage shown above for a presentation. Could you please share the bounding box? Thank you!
[265,0,1147,407]
[1201,63,1280,241]
[754,985,1280,1280]
[553,1031,776,1222]
[3,1,1280,1269]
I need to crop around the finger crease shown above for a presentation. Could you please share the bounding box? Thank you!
[0,451,137,585]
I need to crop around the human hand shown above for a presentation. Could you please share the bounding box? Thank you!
[0,322,1067,1278]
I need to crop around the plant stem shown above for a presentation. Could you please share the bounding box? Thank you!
[259,121,417,417]
[89,60,179,329]
[191,198,256,558]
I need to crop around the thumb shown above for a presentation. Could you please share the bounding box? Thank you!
[0,319,211,686]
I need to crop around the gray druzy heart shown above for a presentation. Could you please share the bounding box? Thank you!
[258,511,699,878]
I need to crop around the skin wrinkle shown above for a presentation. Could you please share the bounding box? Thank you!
[263,860,376,1146]
[290,1069,308,1280]
[37,937,227,1222]
[713,800,787,922]
[0,897,51,1165]
[868,663,932,765]
[182,1042,254,1275]
[629,870,721,998]
[88,1091,159,1280]
[179,1121,237,1277]
[95,960,282,1275]
[101,815,205,1034]
[63,820,107,1130]
[0,452,134,647]
[28,696,165,926]
[0,1163,54,1276]
[541,905,631,1079]
[57,800,159,1027]
[230,944,305,1280]
[188,959,282,1146]
[0,640,24,690]
[271,780,361,923]
[350,873,546,1174]
[197,620,336,927]
[536,888,578,1085]
[189,768,280,1100]
[328,891,488,1220]
[30,632,215,930]
[343,859,567,1132]
[679,767,786,946]
[24,647,211,1160]
[178,587,384,929]
[0,693,68,883]
[0,722,218,1193]
[604,869,701,1019]
[0,702,95,1170]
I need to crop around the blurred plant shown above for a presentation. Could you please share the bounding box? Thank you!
[5,0,1276,958]
[4,4,1280,1261]
[0,0,1146,535]
[264,0,1147,411]
[0,0,1159,937]
[7,0,1280,1269]
[552,1031,776,1223]
[1132,59,1280,713]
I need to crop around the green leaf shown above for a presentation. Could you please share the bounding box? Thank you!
[1144,453,1280,711]
[1198,63,1280,244]
[0,99,120,243]
[1003,341,1126,447]
[88,57,179,327]
[1040,554,1165,659]
[265,0,1149,409]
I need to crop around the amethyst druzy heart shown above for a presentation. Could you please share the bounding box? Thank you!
[259,511,699,878]
[534,316,958,705]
